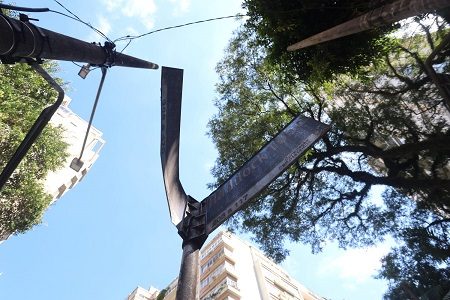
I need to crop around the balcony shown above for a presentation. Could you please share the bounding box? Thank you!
[200,265,238,298]
[200,249,236,280]
[200,278,240,300]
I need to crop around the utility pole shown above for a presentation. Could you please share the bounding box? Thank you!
[0,9,158,191]
[0,12,158,69]
[287,0,450,51]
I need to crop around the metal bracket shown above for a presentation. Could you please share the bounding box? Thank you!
[102,41,116,67]
[177,196,208,248]
[19,13,38,22]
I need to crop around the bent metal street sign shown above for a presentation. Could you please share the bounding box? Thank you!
[202,115,330,234]
[160,66,330,234]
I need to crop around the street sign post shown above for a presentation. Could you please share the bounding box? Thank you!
[160,67,330,300]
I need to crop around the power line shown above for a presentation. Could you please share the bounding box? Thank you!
[114,14,247,43]
[119,39,133,53]
[1,2,113,44]
[3,2,246,53]
[51,0,113,43]
[49,9,112,42]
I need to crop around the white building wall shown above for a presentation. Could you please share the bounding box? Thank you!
[228,234,262,299]
[127,286,159,300]
[44,96,105,203]
[130,232,324,300]
[198,231,325,300]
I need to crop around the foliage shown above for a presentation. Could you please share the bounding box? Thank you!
[242,0,397,82]
[156,288,168,300]
[0,62,68,238]
[208,16,450,297]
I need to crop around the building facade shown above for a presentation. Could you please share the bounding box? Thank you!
[198,231,324,300]
[0,96,104,242]
[127,231,325,300]
[127,286,159,300]
[44,96,105,203]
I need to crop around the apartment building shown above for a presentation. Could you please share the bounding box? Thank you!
[198,231,323,300]
[127,231,325,300]
[43,96,105,202]
[0,96,104,242]
[127,286,159,300]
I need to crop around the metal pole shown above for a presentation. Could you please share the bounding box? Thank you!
[160,67,207,299]
[176,241,200,300]
[287,0,450,51]
[0,13,158,69]
[78,67,107,160]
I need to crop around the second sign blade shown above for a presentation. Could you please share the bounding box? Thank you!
[202,115,330,234]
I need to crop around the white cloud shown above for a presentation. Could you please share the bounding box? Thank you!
[124,26,139,36]
[102,0,157,29]
[87,15,112,42]
[317,242,391,286]
[102,0,120,11]
[204,161,214,173]
[97,15,112,36]
[169,0,191,16]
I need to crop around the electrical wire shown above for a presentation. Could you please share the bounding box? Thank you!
[112,14,247,53]
[71,61,83,68]
[51,0,113,43]
[4,3,245,52]
[1,2,113,44]
[49,9,111,42]
[119,39,133,53]
[114,14,247,43]
[3,2,246,56]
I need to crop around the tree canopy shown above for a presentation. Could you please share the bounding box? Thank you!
[242,0,397,82]
[0,62,68,239]
[208,15,450,298]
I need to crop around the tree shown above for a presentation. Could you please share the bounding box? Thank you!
[374,188,450,299]
[0,62,68,239]
[242,0,450,83]
[208,15,449,276]
[242,0,397,82]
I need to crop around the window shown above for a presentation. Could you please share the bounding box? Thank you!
[201,250,224,274]
[201,277,239,300]
[200,264,225,289]
[200,237,223,259]
[56,184,67,199]
[69,176,78,188]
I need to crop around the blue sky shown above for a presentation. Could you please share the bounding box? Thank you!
[1,1,390,299]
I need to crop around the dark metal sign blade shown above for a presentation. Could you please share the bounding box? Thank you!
[161,66,188,225]
[203,115,330,234]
